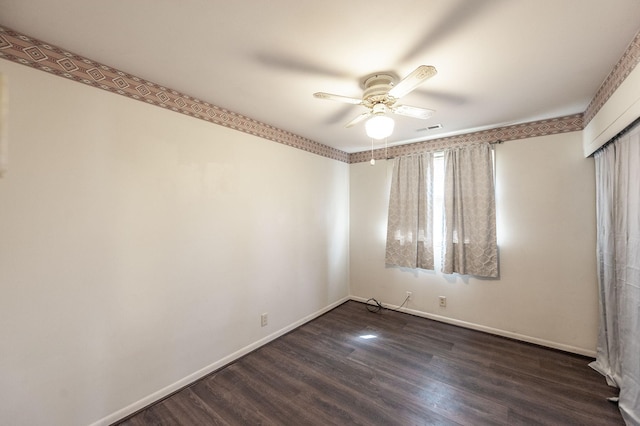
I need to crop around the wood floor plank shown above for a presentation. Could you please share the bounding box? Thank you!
[116,301,623,425]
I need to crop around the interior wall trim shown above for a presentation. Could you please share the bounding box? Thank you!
[583,29,640,126]
[349,114,584,163]
[349,296,595,357]
[1,25,636,164]
[89,296,351,426]
[0,26,350,163]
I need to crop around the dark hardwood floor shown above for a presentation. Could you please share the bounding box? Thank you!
[116,301,622,425]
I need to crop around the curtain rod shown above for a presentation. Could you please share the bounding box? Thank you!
[360,139,507,163]
[591,115,640,156]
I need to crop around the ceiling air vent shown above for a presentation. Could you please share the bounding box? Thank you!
[417,124,443,132]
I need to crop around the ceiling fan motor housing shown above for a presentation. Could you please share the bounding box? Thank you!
[313,65,437,127]
[362,74,396,108]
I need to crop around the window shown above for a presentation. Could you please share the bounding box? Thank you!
[385,144,498,277]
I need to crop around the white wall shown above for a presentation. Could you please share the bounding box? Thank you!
[350,132,599,355]
[0,60,349,426]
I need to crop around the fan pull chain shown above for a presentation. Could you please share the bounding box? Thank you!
[370,137,390,165]
[370,137,375,165]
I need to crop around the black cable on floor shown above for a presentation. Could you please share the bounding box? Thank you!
[365,298,383,313]
[365,295,410,313]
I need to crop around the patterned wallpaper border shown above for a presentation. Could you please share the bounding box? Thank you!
[0,27,349,163]
[583,30,640,126]
[0,26,637,164]
[349,114,584,163]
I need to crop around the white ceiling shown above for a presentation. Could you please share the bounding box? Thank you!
[2,0,640,153]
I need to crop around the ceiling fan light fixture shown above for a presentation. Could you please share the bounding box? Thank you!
[314,65,437,141]
[365,114,395,140]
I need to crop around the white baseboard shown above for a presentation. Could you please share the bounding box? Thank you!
[90,296,350,426]
[92,294,594,425]
[349,295,596,358]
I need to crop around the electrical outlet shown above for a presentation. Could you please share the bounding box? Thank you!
[439,296,447,308]
[261,312,268,327]
[406,291,412,301]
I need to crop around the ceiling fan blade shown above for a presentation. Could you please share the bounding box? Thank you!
[313,92,363,105]
[391,104,435,120]
[345,111,372,128]
[388,65,437,99]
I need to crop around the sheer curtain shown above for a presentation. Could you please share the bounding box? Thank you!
[591,121,640,425]
[385,153,434,270]
[442,143,498,278]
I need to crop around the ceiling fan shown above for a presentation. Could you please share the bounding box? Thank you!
[313,65,437,139]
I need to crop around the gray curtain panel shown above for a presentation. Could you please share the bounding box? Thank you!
[442,143,498,278]
[385,153,434,270]
[0,74,7,177]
